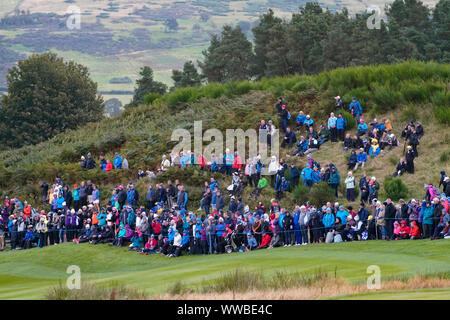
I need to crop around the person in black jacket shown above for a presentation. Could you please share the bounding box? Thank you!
[156,184,167,204]
[282,211,294,246]
[281,127,296,148]
[85,153,96,170]
[41,181,49,205]
[352,135,364,149]
[275,97,284,116]
[384,199,396,240]
[415,122,424,139]
[166,180,177,208]
[348,150,357,170]
[280,105,289,134]
[393,158,407,177]
[439,171,447,190]
[117,185,127,209]
[405,146,415,174]
[62,185,72,209]
[444,177,450,196]
[407,130,419,157]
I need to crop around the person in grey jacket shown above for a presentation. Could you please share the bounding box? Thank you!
[299,206,310,245]
[205,217,216,254]
[215,191,226,212]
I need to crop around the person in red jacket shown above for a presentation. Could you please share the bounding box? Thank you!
[259,232,272,249]
[410,220,420,239]
[197,153,206,171]
[105,160,113,172]
[232,151,243,173]
[152,217,162,235]
[397,220,411,239]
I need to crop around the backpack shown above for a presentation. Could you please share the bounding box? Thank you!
[334,234,343,243]
[287,111,291,120]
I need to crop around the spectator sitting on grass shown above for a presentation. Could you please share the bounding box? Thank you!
[357,118,368,137]
[296,111,306,132]
[318,124,329,145]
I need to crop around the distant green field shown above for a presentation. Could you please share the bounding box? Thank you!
[0,239,448,299]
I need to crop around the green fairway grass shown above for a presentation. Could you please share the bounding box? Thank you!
[0,239,448,299]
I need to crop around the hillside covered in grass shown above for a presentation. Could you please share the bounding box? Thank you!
[0,60,449,209]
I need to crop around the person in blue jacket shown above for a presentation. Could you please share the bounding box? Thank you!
[349,97,362,122]
[215,218,226,253]
[56,193,65,210]
[209,178,219,192]
[336,206,349,226]
[311,166,321,184]
[336,113,347,141]
[304,115,314,129]
[322,207,335,233]
[113,152,122,169]
[354,148,367,171]
[301,163,313,187]
[296,111,306,132]
[357,119,368,137]
[224,149,234,176]
[246,232,258,251]
[276,177,290,200]
[293,136,308,156]
[292,207,301,245]
[210,154,219,172]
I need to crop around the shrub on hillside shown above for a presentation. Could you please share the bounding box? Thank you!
[434,106,450,124]
[224,81,254,98]
[384,176,409,201]
[372,83,402,112]
[143,93,160,105]
[308,182,336,207]
[340,110,356,130]
[292,183,309,203]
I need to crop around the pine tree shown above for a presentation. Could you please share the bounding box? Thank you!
[171,61,202,90]
[251,9,283,79]
[128,66,167,107]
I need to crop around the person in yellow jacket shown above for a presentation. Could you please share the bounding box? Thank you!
[369,139,381,157]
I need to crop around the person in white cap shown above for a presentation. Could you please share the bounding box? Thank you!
[335,95,344,110]
[161,155,171,171]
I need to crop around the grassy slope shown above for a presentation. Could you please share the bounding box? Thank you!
[0,61,449,210]
[0,239,448,299]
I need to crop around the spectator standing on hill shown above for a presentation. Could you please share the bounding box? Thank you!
[41,181,49,205]
[405,146,415,174]
[99,154,107,172]
[289,163,300,188]
[280,104,289,134]
[345,171,355,202]
[349,97,362,122]
[327,112,337,142]
[122,156,129,169]
[80,156,86,169]
[336,113,346,141]
[275,97,284,116]
[86,153,96,170]
[335,96,344,110]
[113,152,122,169]
[328,166,340,197]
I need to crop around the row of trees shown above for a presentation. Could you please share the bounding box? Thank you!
[199,0,450,82]
[128,0,449,105]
